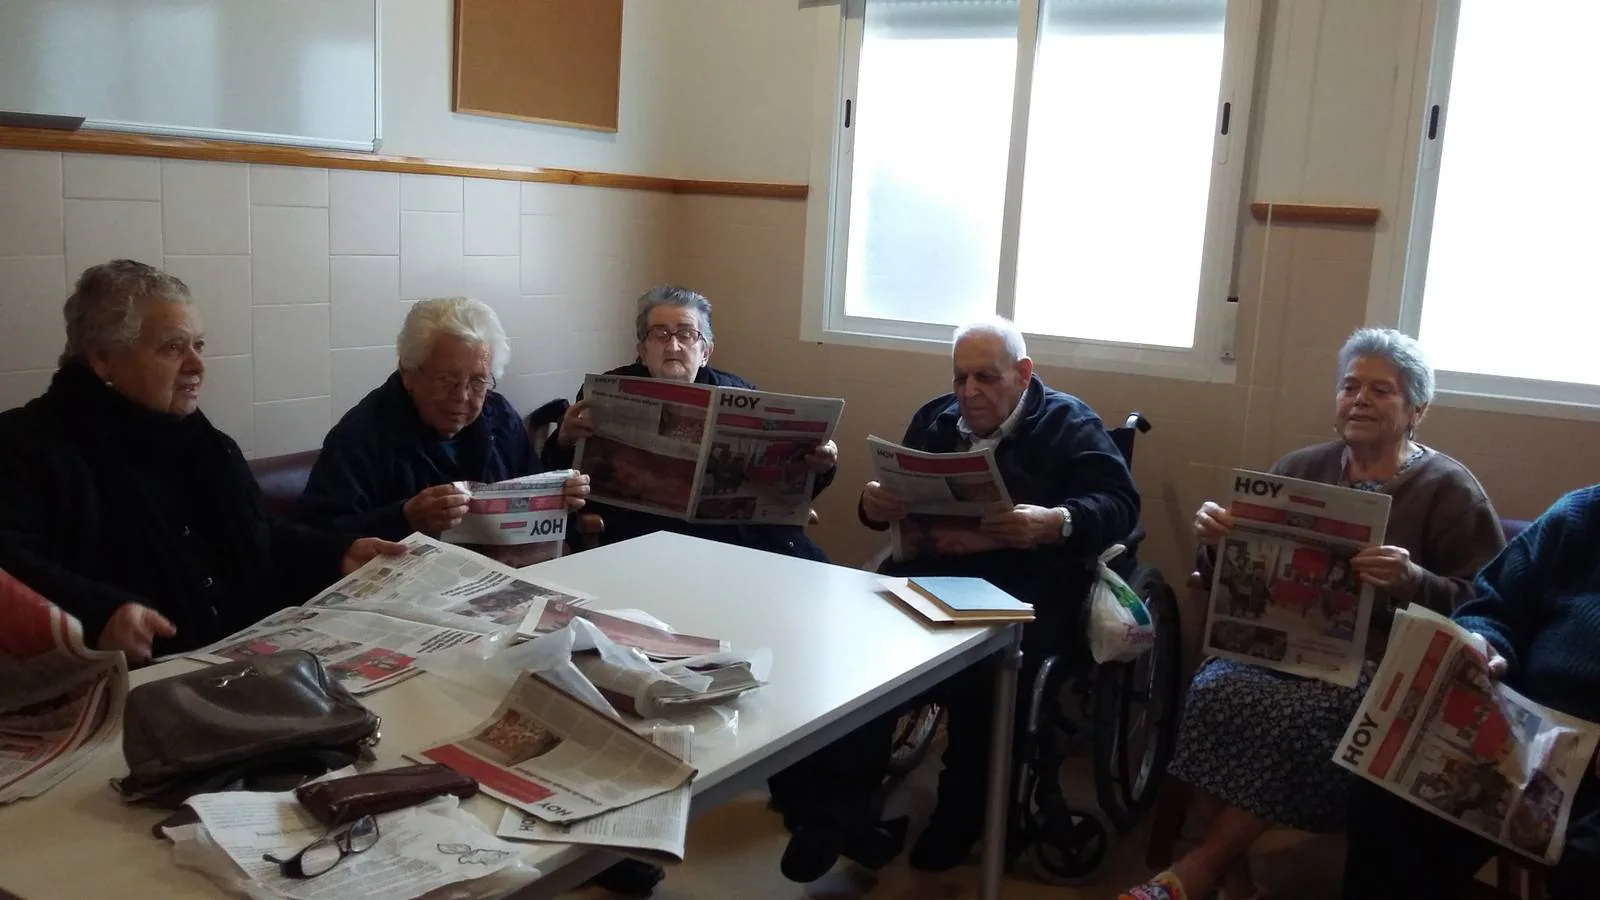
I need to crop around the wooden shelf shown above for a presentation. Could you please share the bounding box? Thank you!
[1249,202,1380,226]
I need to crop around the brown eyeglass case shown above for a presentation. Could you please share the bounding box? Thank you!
[294,763,478,826]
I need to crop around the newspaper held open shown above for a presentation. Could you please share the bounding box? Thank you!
[864,435,1014,563]
[415,671,697,824]
[575,374,844,526]
[0,569,128,803]
[1333,604,1600,864]
[1201,469,1391,687]
[441,469,576,568]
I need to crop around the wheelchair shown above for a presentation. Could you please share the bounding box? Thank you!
[879,412,1184,885]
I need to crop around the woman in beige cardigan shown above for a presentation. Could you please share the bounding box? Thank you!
[1122,328,1506,900]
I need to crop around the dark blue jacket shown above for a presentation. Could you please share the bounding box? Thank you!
[543,363,834,562]
[872,376,1141,648]
[299,371,538,540]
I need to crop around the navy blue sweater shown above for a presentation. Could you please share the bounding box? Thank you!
[543,363,834,562]
[299,372,538,540]
[873,377,1141,648]
[1455,485,1600,724]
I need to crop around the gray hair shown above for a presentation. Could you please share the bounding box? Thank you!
[60,260,193,367]
[1336,327,1435,409]
[635,286,714,344]
[953,316,1028,365]
[396,297,510,380]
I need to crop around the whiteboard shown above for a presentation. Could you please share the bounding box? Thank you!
[0,0,381,151]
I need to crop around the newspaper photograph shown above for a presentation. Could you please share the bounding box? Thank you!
[517,596,726,662]
[0,568,128,803]
[497,724,694,864]
[415,672,697,824]
[1333,605,1600,863]
[576,374,844,524]
[1201,469,1391,687]
[441,469,576,568]
[865,435,1014,562]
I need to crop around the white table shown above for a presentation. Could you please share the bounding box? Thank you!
[0,533,1022,899]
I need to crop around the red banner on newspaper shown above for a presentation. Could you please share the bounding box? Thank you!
[467,495,566,514]
[616,379,712,408]
[0,570,86,661]
[714,412,829,433]
[892,452,989,476]
[1231,501,1375,542]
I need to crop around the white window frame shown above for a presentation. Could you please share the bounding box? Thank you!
[799,0,1263,383]
[1368,0,1600,421]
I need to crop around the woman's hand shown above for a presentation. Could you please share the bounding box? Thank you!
[556,399,594,449]
[861,481,908,524]
[97,603,176,664]
[805,440,839,474]
[562,472,591,510]
[1351,545,1423,595]
[1465,632,1509,681]
[1194,501,1234,545]
[340,538,409,575]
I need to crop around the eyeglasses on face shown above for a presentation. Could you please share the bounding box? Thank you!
[644,325,704,346]
[263,814,380,879]
[419,368,496,397]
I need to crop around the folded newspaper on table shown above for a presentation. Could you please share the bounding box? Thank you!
[576,374,845,526]
[0,569,128,804]
[190,534,599,693]
[415,671,698,824]
[497,724,694,864]
[1333,604,1600,864]
[516,593,726,662]
[1200,469,1391,687]
[440,469,576,568]
[865,435,1014,563]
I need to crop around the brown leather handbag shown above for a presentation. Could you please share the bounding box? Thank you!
[114,651,381,808]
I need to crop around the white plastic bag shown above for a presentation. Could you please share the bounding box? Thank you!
[1086,544,1155,664]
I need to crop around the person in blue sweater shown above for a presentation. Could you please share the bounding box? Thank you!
[780,316,1141,880]
[542,285,838,562]
[1342,486,1600,899]
[299,297,589,542]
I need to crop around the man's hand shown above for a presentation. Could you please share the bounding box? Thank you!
[1352,545,1422,595]
[861,481,908,524]
[97,603,176,664]
[563,471,591,510]
[1194,501,1234,545]
[404,484,471,533]
[805,440,839,474]
[1466,632,1509,681]
[979,504,1064,549]
[341,537,409,575]
[556,399,594,449]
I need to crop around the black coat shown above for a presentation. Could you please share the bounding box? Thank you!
[0,365,352,655]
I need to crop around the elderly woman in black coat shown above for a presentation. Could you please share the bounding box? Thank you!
[0,259,403,662]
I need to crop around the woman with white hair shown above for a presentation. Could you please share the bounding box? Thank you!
[300,297,589,541]
[0,260,405,662]
[1122,327,1506,900]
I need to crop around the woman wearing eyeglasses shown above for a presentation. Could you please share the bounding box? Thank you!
[300,297,590,541]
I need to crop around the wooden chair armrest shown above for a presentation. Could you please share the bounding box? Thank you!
[1186,570,1205,592]
[807,509,819,526]
[577,513,604,536]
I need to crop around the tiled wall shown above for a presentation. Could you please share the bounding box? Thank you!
[0,149,666,456]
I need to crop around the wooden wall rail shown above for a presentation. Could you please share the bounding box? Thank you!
[1249,202,1380,227]
[0,127,809,200]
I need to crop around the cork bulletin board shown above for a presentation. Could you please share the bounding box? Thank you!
[452,0,623,132]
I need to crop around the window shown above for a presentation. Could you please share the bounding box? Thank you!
[1395,0,1600,408]
[812,0,1260,377]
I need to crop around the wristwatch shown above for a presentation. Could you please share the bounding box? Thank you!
[1054,505,1073,542]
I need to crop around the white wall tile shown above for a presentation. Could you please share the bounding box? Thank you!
[520,182,586,217]
[330,255,404,349]
[163,256,252,358]
[200,354,255,452]
[331,346,396,420]
[251,165,329,207]
[462,255,520,308]
[520,214,580,295]
[253,304,331,402]
[400,174,463,212]
[63,154,161,201]
[254,397,332,457]
[0,368,55,413]
[161,161,250,255]
[252,206,330,305]
[505,318,571,376]
[464,179,520,255]
[63,199,162,280]
[399,211,464,299]
[500,371,576,415]
[330,171,400,255]
[0,257,68,371]
[0,151,63,257]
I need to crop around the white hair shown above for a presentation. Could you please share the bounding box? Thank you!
[60,259,193,366]
[953,316,1028,365]
[396,297,510,380]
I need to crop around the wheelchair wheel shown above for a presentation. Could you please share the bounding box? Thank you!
[1091,564,1182,831]
[886,702,943,778]
[1017,779,1114,886]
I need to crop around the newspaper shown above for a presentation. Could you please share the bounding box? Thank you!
[1201,469,1391,687]
[865,435,1014,562]
[0,569,128,803]
[414,671,697,824]
[575,374,844,526]
[441,469,576,568]
[1334,604,1600,864]
[517,594,727,662]
[497,724,694,863]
